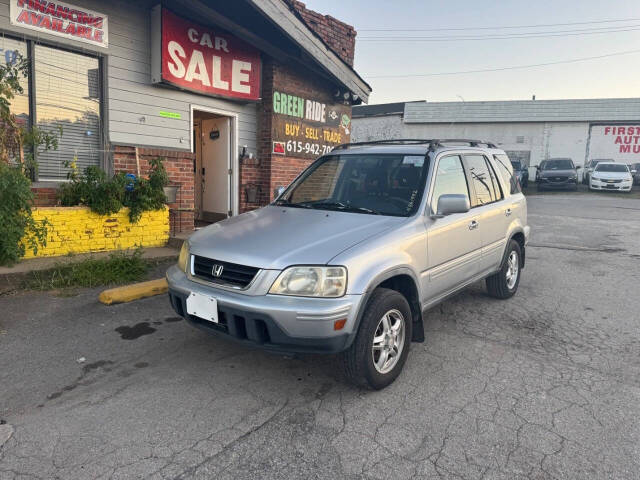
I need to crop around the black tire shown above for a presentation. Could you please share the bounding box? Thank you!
[341,288,412,390]
[486,239,522,299]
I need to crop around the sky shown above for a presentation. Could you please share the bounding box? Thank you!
[303,0,640,104]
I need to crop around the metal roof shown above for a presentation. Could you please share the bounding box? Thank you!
[353,102,407,118]
[403,98,640,124]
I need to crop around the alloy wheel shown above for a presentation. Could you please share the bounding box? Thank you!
[505,251,519,289]
[372,309,405,374]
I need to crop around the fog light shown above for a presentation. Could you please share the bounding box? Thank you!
[334,319,347,331]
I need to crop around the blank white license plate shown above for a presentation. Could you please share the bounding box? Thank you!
[186,292,218,323]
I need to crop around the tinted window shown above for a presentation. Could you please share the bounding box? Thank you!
[494,154,521,194]
[465,154,497,206]
[282,154,428,217]
[487,158,503,200]
[595,164,629,173]
[431,155,469,214]
[543,159,574,170]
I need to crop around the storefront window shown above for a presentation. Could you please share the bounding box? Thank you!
[0,36,29,126]
[0,35,102,181]
[34,45,101,180]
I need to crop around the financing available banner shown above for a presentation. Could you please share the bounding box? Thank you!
[10,0,109,48]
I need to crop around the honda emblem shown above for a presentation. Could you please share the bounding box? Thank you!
[212,264,224,277]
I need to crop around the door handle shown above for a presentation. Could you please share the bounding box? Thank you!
[505,208,512,217]
[468,220,478,230]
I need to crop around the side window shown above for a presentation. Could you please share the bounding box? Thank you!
[464,154,497,206]
[431,155,470,214]
[493,153,521,195]
[486,158,504,200]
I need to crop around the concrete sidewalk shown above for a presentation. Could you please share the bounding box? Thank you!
[0,247,179,294]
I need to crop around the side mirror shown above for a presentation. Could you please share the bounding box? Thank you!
[575,165,582,169]
[433,194,470,218]
[632,170,637,174]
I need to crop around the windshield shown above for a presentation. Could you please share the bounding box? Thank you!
[275,154,428,216]
[595,164,629,173]
[510,161,521,170]
[543,159,574,170]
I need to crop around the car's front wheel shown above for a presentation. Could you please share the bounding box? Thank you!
[341,288,412,390]
[486,240,522,299]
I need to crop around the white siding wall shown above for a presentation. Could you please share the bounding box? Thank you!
[352,114,404,142]
[0,0,257,153]
[352,116,591,179]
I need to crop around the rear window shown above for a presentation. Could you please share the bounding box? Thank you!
[595,164,629,173]
[493,154,521,194]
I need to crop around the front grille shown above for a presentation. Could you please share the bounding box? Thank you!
[550,176,568,182]
[192,256,259,288]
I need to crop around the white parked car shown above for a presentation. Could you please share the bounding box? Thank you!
[589,162,635,192]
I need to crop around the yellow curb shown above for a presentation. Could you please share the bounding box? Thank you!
[99,278,168,305]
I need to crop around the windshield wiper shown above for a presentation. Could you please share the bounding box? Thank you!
[304,201,380,215]
[274,200,313,209]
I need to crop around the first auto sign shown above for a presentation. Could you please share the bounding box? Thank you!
[152,7,261,101]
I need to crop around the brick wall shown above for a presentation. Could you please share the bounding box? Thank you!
[23,207,169,258]
[31,187,58,206]
[287,0,356,66]
[113,146,195,233]
[240,55,352,214]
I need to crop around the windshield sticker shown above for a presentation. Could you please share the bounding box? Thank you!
[403,156,424,167]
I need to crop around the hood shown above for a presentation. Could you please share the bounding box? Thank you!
[188,206,406,270]
[539,168,576,178]
[592,171,631,180]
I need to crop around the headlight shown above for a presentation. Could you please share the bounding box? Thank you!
[591,176,601,181]
[178,241,189,273]
[269,266,347,297]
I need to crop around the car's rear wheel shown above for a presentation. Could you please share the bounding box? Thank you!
[341,288,412,390]
[486,240,522,299]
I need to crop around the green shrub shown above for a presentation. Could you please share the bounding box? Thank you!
[123,157,169,222]
[58,158,169,222]
[0,162,49,266]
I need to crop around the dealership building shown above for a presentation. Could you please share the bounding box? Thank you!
[1,0,370,231]
[353,98,640,179]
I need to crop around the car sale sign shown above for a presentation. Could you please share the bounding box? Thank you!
[10,0,108,48]
[152,7,261,101]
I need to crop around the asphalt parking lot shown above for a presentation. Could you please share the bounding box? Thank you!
[1,194,640,480]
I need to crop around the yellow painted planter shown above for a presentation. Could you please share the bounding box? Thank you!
[23,207,169,259]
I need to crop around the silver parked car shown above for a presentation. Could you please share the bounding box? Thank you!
[167,139,530,389]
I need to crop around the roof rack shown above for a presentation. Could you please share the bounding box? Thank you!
[332,138,498,151]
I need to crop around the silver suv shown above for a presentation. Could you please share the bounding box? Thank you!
[167,139,530,389]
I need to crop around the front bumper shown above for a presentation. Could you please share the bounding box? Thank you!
[537,178,577,189]
[166,265,365,354]
[590,179,633,191]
